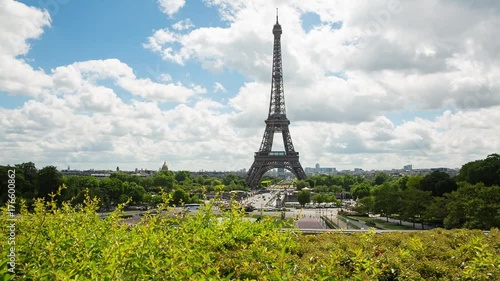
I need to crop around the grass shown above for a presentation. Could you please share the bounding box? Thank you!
[348,215,414,230]
[373,219,414,230]
[247,214,295,227]
[321,216,338,229]
[338,215,361,229]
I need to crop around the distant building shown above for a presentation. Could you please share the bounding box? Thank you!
[305,163,337,175]
[91,173,110,178]
[404,164,413,171]
[190,170,247,178]
[160,161,169,171]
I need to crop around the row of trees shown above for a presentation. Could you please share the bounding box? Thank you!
[295,154,500,230]
[0,163,248,208]
[2,154,498,229]
[0,163,58,207]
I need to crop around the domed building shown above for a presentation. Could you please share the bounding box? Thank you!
[160,161,169,171]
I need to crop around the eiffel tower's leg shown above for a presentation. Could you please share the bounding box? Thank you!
[259,125,274,152]
[246,161,260,188]
[282,128,295,153]
[290,161,307,180]
[246,160,269,188]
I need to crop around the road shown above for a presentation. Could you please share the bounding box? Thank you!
[102,185,352,230]
[241,187,353,230]
[296,218,325,229]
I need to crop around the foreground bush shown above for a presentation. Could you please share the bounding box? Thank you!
[1,196,500,280]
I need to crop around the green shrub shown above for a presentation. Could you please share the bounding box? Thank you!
[2,193,500,280]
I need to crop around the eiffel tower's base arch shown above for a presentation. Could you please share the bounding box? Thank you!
[246,154,306,188]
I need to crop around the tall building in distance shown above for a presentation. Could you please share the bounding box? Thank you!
[304,163,337,175]
[404,164,413,171]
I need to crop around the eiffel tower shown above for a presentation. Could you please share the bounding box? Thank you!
[246,11,306,188]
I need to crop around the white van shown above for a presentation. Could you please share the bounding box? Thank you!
[184,204,201,212]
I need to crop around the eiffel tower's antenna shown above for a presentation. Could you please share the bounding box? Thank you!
[276,8,278,23]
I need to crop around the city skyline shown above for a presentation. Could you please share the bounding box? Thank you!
[1,1,499,172]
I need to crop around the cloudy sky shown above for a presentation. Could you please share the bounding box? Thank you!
[1,0,499,172]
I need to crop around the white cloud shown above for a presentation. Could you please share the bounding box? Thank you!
[1,0,500,172]
[290,106,500,170]
[0,55,52,97]
[172,19,194,31]
[213,82,226,93]
[157,0,186,17]
[0,1,52,96]
[140,0,500,170]
[0,0,51,56]
[52,59,206,103]
[146,0,500,117]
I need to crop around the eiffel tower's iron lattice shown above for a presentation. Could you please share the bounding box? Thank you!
[246,12,306,188]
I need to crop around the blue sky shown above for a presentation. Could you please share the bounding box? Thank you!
[1,0,499,171]
[21,0,243,107]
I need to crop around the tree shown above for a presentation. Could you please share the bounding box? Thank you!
[297,190,311,207]
[400,188,432,228]
[341,175,356,192]
[458,154,500,186]
[222,174,241,186]
[15,162,38,198]
[314,185,329,193]
[175,171,191,183]
[214,184,225,193]
[397,175,409,190]
[225,181,238,191]
[153,174,175,191]
[405,175,423,190]
[444,182,500,229]
[0,164,39,206]
[424,196,449,226]
[0,166,14,205]
[420,171,458,197]
[351,182,371,199]
[312,193,327,205]
[110,172,141,185]
[374,172,390,185]
[140,177,154,191]
[37,166,63,200]
[355,196,374,214]
[100,177,123,206]
[61,176,80,202]
[61,176,101,204]
[118,194,129,204]
[172,189,190,206]
[123,182,146,205]
[324,175,344,187]
[142,193,153,205]
[329,185,343,195]
[372,182,401,221]
[295,180,309,191]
